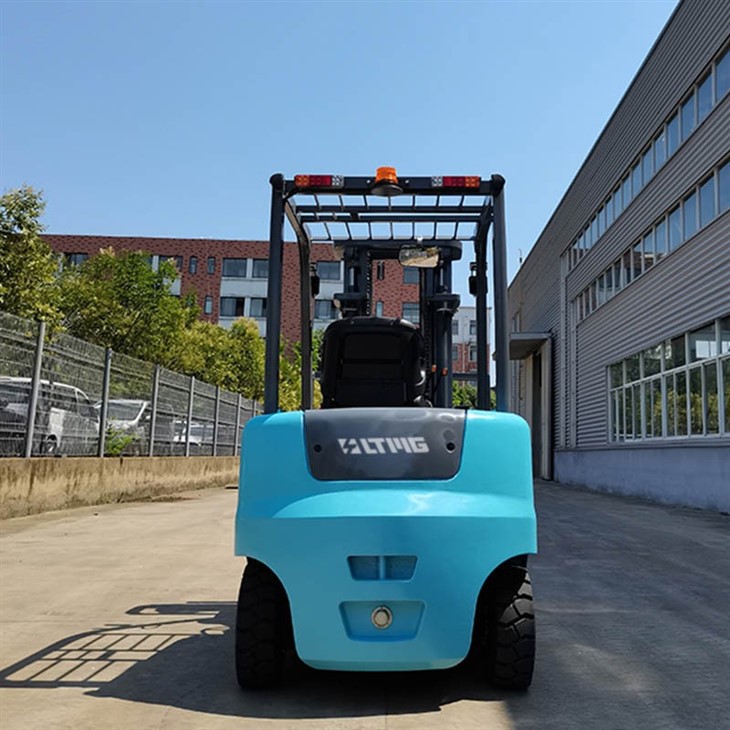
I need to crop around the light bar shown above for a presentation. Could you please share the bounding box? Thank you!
[431,176,481,188]
[294,174,344,188]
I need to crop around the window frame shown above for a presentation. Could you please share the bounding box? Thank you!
[222,258,247,278]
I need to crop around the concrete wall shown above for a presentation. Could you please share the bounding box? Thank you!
[555,446,730,512]
[0,456,239,519]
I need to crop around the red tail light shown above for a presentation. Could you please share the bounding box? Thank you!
[294,175,344,188]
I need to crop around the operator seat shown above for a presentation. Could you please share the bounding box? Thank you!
[319,316,427,408]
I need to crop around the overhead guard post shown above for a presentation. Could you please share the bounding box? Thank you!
[491,174,511,412]
[264,174,285,414]
[298,239,313,410]
[474,220,489,411]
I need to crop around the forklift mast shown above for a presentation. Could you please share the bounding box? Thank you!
[263,169,510,413]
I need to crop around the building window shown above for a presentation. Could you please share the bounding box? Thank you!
[189,256,198,274]
[697,73,713,122]
[654,129,667,169]
[641,146,653,185]
[716,46,730,100]
[568,43,730,272]
[608,316,730,441]
[667,113,679,156]
[699,175,716,227]
[469,320,477,336]
[376,261,385,280]
[631,163,642,197]
[251,259,269,279]
[220,297,244,317]
[452,345,458,362]
[469,345,477,362]
[314,299,337,320]
[222,258,246,278]
[204,296,213,315]
[683,190,698,240]
[577,158,730,322]
[207,256,216,275]
[375,301,384,317]
[160,255,183,271]
[403,267,419,284]
[64,252,88,267]
[452,320,459,336]
[316,261,341,280]
[250,298,267,318]
[680,92,696,141]
[402,303,419,324]
[720,159,730,213]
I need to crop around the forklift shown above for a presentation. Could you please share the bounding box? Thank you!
[234,168,536,689]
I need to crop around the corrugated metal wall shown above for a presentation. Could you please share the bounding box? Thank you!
[508,0,730,453]
[576,216,730,445]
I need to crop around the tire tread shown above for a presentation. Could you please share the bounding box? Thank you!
[235,559,294,689]
[480,564,536,690]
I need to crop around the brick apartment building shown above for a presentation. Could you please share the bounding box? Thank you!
[45,234,488,374]
[452,305,491,384]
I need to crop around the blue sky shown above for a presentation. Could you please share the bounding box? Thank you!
[1,0,677,295]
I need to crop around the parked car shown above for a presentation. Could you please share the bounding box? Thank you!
[102,399,176,455]
[0,377,99,456]
[173,420,213,455]
[172,420,239,455]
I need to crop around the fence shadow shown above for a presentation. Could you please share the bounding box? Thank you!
[0,601,502,720]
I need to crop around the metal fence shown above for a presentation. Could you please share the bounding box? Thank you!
[0,311,259,458]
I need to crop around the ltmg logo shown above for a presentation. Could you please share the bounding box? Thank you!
[338,436,430,455]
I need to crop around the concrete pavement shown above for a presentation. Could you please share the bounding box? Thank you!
[0,482,728,729]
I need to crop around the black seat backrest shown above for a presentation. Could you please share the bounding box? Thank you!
[319,317,426,408]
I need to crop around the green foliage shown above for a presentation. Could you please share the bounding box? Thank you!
[0,186,61,327]
[279,342,303,412]
[278,332,323,412]
[170,318,265,401]
[0,186,310,407]
[58,249,199,364]
[452,381,496,409]
[104,426,136,456]
[452,382,477,408]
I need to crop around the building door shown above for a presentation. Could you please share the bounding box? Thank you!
[509,332,552,479]
[524,341,552,480]
[532,352,542,476]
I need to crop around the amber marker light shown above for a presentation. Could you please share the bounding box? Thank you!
[371,166,403,197]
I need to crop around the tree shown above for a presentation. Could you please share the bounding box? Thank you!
[452,381,496,409]
[277,330,324,411]
[0,186,61,326]
[453,381,478,408]
[58,248,198,363]
[170,318,265,401]
[228,319,266,400]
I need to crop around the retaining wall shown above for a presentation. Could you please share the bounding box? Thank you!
[0,456,239,519]
[554,446,730,512]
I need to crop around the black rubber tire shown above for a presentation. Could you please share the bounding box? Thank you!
[476,563,535,690]
[235,559,295,689]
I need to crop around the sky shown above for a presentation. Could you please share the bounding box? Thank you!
[1,0,677,299]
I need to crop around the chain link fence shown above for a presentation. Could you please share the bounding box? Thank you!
[0,311,258,458]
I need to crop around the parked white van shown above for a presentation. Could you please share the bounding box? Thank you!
[102,399,176,455]
[0,377,99,456]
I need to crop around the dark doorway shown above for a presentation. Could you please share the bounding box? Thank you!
[531,352,542,477]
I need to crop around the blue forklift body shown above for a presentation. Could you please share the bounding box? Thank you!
[235,407,536,672]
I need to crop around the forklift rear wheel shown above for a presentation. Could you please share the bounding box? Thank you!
[478,563,535,690]
[235,559,295,689]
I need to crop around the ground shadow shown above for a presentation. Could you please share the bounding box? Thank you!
[0,601,503,720]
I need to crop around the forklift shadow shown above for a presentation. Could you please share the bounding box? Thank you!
[0,600,503,720]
